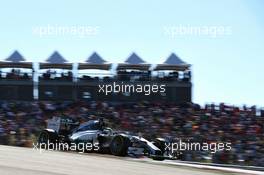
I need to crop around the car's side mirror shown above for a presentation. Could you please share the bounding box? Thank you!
[102,128,113,135]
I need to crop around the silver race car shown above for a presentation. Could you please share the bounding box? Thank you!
[38,116,172,160]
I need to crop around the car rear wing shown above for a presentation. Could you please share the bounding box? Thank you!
[47,116,79,133]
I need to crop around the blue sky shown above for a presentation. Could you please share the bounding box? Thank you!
[0,0,263,106]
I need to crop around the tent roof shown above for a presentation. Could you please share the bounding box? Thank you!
[78,52,111,70]
[40,51,72,69]
[6,50,26,62]
[117,53,150,70]
[154,53,190,71]
[125,52,146,64]
[164,53,186,65]
[0,50,32,69]
[45,51,68,64]
[86,52,106,64]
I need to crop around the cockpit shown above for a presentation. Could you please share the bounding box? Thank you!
[74,120,104,132]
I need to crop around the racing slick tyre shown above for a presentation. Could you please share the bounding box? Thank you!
[153,138,166,154]
[110,135,130,156]
[38,130,58,149]
[152,138,166,161]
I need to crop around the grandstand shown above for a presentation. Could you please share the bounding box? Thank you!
[0,50,263,167]
[0,51,33,100]
[0,51,192,103]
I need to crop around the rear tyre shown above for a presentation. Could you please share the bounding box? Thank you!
[38,130,58,149]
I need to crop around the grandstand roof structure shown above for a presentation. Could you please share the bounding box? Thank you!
[0,51,191,71]
[39,51,72,69]
[78,52,111,70]
[0,50,33,69]
[154,53,190,71]
[116,52,150,70]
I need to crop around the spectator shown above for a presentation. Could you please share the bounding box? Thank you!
[0,100,263,166]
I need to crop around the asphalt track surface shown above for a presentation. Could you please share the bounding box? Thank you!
[0,145,246,175]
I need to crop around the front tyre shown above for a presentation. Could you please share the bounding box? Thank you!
[153,138,166,154]
[110,135,130,156]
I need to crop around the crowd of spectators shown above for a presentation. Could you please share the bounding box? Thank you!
[117,70,151,81]
[41,70,73,81]
[156,70,191,82]
[0,69,190,82]
[0,101,263,166]
[0,69,31,80]
[79,70,191,82]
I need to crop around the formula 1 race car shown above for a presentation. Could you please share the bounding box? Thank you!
[38,116,171,160]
